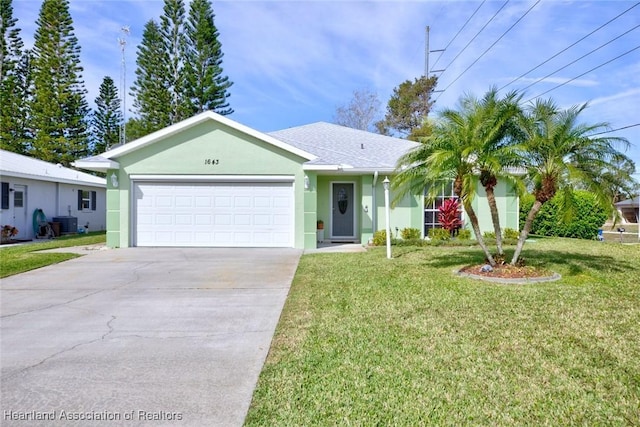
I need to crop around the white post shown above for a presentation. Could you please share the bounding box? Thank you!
[383,176,391,259]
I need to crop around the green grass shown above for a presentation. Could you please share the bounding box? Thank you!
[0,232,106,278]
[245,238,640,426]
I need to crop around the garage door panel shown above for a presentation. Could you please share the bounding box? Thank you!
[234,214,251,226]
[195,197,211,207]
[134,181,293,247]
[214,214,232,225]
[175,196,192,207]
[195,215,212,225]
[215,196,232,207]
[175,215,192,225]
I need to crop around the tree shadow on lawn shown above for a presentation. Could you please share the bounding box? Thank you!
[414,246,637,277]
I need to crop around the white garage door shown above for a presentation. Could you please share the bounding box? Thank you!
[134,181,294,247]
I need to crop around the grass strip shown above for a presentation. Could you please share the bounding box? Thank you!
[0,232,106,278]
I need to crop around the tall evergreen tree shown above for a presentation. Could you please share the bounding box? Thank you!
[131,0,233,137]
[30,0,89,166]
[92,76,122,154]
[160,0,189,123]
[130,19,172,135]
[0,0,28,153]
[184,0,233,116]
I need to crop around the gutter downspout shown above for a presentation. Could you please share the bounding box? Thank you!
[372,171,379,233]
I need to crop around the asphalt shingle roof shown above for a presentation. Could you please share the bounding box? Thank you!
[269,122,418,170]
[0,149,105,187]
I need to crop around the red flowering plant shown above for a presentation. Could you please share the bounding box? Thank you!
[2,225,18,239]
[438,198,462,236]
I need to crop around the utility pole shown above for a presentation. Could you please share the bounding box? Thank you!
[425,26,447,77]
[425,26,445,91]
[118,26,130,146]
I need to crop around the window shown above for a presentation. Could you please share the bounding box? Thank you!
[77,190,97,211]
[1,182,8,209]
[424,181,462,234]
[14,190,23,207]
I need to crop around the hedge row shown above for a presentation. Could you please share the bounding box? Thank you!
[519,190,607,240]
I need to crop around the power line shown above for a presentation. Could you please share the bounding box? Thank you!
[499,1,640,91]
[436,0,540,101]
[591,123,640,136]
[436,0,509,81]
[518,24,640,93]
[525,45,640,102]
[430,0,486,71]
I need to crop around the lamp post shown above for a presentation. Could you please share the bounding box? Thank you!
[383,176,391,259]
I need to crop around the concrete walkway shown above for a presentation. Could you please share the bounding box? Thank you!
[1,247,301,426]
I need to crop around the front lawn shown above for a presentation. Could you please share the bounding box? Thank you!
[0,232,106,278]
[246,238,640,426]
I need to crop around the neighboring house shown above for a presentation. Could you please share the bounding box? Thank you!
[0,149,106,240]
[74,111,518,249]
[615,196,639,223]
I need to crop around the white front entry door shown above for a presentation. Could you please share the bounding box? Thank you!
[13,184,27,239]
[134,181,294,247]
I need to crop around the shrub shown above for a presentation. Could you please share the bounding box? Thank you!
[372,229,387,246]
[438,198,462,232]
[401,227,421,240]
[519,190,607,240]
[457,229,472,240]
[428,228,451,241]
[394,238,428,247]
[483,231,496,239]
[503,228,520,240]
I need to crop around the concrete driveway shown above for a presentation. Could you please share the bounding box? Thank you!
[1,247,301,426]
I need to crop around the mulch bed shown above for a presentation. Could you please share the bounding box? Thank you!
[459,263,554,279]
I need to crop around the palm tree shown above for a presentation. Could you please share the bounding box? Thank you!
[511,99,631,265]
[463,88,523,258]
[394,113,497,266]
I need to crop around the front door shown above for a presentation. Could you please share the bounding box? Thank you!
[331,182,355,240]
[13,184,27,239]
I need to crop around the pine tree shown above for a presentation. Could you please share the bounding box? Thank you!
[130,19,172,135]
[30,0,89,166]
[184,0,233,116]
[92,76,122,154]
[160,0,189,123]
[0,0,28,153]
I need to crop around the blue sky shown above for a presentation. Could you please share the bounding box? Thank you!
[12,0,640,168]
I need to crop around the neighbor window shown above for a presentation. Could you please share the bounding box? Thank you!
[77,190,97,211]
[1,182,8,209]
[424,181,462,233]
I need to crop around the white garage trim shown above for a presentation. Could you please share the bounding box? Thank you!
[131,178,295,248]
[129,174,295,182]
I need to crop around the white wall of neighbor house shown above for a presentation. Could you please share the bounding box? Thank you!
[0,177,106,239]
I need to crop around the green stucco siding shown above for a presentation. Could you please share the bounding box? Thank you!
[471,180,516,235]
[108,120,307,248]
[303,173,318,249]
[360,175,374,244]
[376,179,422,240]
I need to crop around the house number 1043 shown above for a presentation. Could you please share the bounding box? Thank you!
[204,159,219,165]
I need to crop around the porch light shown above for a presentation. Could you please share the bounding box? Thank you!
[383,177,391,259]
[304,175,310,190]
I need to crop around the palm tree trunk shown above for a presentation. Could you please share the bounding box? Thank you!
[463,200,496,266]
[485,186,504,256]
[511,200,543,265]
